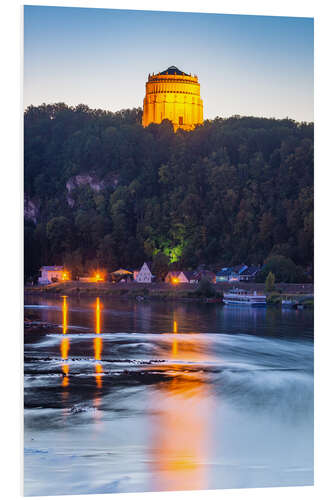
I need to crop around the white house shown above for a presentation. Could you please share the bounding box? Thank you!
[38,266,65,285]
[178,271,198,284]
[135,262,154,283]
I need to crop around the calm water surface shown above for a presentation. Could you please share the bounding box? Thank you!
[24,296,313,496]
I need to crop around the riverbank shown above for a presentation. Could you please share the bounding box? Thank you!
[24,281,314,307]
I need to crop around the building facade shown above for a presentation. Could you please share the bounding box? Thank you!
[216,264,248,283]
[142,66,203,131]
[178,271,198,284]
[135,262,154,283]
[38,266,66,285]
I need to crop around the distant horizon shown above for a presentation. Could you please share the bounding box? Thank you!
[24,6,314,122]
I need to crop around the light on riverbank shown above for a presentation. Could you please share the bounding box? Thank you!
[62,270,69,281]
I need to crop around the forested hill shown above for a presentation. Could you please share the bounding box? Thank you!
[24,103,313,281]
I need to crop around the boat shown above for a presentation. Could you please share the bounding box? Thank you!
[223,288,266,307]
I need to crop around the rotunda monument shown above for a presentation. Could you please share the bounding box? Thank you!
[142,66,203,131]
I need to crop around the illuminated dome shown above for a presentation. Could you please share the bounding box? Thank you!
[159,65,189,76]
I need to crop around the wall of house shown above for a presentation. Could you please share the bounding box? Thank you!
[135,263,152,283]
[47,271,63,281]
[41,270,62,281]
[38,269,63,284]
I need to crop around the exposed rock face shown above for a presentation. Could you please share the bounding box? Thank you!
[67,195,75,208]
[66,174,105,194]
[65,173,118,207]
[66,174,105,207]
[24,195,39,224]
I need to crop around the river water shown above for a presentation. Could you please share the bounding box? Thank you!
[24,296,314,496]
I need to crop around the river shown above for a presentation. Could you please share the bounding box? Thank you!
[24,296,314,496]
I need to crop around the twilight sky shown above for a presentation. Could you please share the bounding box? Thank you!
[24,6,314,122]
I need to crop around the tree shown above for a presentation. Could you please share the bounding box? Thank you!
[97,234,118,270]
[24,221,40,280]
[195,278,216,298]
[46,216,72,258]
[257,255,307,283]
[152,252,169,281]
[24,105,313,277]
[265,272,275,292]
[63,250,84,280]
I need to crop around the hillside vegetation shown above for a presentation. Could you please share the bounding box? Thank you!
[24,103,313,281]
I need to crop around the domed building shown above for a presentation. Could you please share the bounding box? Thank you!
[142,66,203,131]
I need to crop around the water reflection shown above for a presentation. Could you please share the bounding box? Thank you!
[61,338,70,388]
[61,296,69,388]
[150,313,212,491]
[95,297,101,334]
[62,295,68,334]
[94,298,103,390]
[172,319,178,355]
[25,295,314,495]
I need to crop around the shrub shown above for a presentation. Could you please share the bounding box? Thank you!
[194,278,216,298]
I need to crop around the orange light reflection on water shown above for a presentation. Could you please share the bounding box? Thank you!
[62,295,68,334]
[62,363,69,388]
[150,312,212,491]
[172,320,178,355]
[94,298,103,389]
[61,296,69,388]
[95,363,103,389]
[61,337,70,360]
[93,298,103,422]
[95,297,101,334]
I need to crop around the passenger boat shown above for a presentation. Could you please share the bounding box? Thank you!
[223,288,267,307]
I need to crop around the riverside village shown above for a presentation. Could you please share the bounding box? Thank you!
[27,261,313,308]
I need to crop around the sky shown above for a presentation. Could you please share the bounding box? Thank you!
[24,5,314,122]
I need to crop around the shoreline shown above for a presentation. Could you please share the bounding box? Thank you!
[24,281,314,307]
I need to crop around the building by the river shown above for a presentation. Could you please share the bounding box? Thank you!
[142,66,203,131]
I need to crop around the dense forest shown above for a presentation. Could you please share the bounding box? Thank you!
[24,103,313,281]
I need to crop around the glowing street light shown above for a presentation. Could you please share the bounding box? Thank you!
[95,272,104,282]
[62,270,69,281]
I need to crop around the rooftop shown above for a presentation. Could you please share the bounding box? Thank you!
[41,266,63,271]
[240,265,260,275]
[159,66,189,76]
